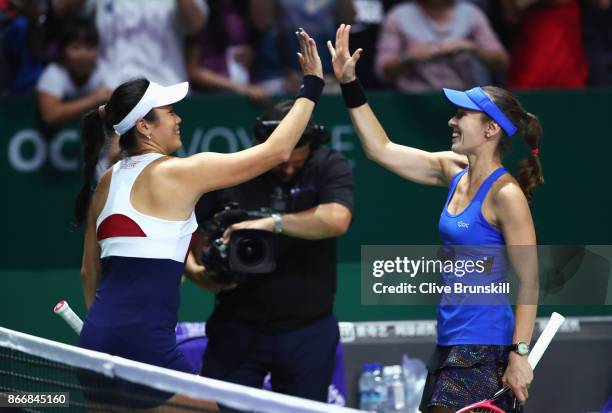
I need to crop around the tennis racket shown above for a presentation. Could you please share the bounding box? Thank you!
[456,312,565,413]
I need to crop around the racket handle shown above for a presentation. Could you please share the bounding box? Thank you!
[528,312,565,369]
[54,300,83,335]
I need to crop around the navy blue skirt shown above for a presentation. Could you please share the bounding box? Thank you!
[78,321,193,409]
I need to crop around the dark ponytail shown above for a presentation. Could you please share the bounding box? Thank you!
[73,78,157,225]
[481,86,545,202]
[516,112,544,202]
[74,108,108,225]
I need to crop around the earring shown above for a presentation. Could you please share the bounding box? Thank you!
[147,135,152,140]
[485,132,490,139]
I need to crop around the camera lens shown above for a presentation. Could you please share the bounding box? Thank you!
[236,238,264,265]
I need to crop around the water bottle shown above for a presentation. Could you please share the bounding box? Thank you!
[402,355,427,413]
[359,363,385,412]
[384,365,407,412]
[372,363,386,411]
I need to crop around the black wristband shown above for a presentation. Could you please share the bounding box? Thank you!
[296,75,325,104]
[340,78,367,108]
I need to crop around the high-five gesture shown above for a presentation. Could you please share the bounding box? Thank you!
[327,24,363,84]
[296,28,324,80]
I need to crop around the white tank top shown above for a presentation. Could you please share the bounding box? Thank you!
[96,153,198,263]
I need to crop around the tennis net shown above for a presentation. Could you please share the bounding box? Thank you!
[0,327,362,413]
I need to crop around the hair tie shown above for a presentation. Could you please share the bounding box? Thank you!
[98,104,107,117]
[531,148,539,156]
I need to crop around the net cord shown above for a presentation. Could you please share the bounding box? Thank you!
[0,327,363,413]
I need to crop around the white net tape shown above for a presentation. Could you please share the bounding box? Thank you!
[0,327,364,413]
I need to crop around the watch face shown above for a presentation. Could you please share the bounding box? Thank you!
[517,342,529,355]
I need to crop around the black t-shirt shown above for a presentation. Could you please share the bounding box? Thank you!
[195,146,354,332]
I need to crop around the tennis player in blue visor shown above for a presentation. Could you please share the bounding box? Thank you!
[328,24,543,413]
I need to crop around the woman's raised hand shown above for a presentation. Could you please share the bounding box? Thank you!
[327,24,363,84]
[296,28,324,80]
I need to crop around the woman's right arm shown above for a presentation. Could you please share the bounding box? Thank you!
[80,205,101,310]
[168,30,324,197]
[80,172,111,310]
[328,24,467,187]
[347,103,466,186]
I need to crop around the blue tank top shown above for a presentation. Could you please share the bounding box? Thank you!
[437,167,514,345]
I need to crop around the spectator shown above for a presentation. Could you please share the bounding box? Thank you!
[349,0,403,88]
[1,0,85,95]
[375,0,508,93]
[505,0,589,89]
[464,0,515,51]
[250,0,355,95]
[186,0,269,104]
[36,19,109,125]
[1,0,47,95]
[77,0,208,88]
[0,0,17,95]
[37,18,117,181]
[582,0,612,86]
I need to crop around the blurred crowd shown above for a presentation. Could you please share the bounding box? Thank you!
[1,0,611,127]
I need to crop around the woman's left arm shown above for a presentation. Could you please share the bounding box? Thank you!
[495,183,539,404]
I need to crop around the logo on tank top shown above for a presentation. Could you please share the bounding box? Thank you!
[121,159,139,169]
[457,220,470,229]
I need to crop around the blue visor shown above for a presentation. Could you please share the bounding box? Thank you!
[443,87,517,137]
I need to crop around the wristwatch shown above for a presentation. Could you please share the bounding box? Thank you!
[271,213,283,234]
[510,342,530,356]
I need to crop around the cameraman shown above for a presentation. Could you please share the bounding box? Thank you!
[186,100,354,404]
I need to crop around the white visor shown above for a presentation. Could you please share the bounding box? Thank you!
[113,81,189,135]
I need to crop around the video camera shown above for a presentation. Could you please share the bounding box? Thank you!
[254,118,329,148]
[198,202,277,284]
